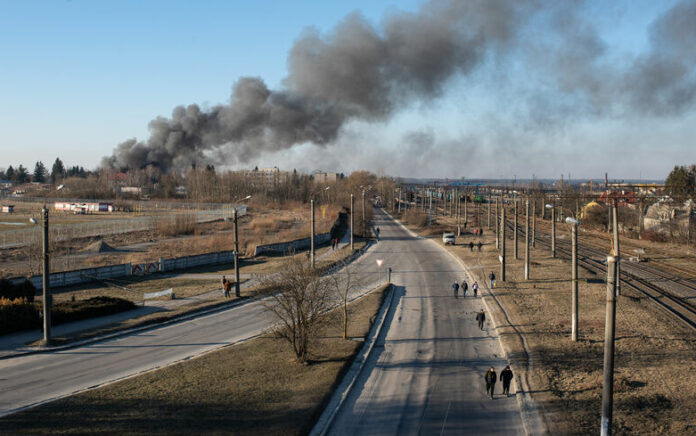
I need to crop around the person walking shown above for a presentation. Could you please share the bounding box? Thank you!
[224,279,233,299]
[479,228,484,237]
[452,281,460,298]
[489,272,496,288]
[469,241,474,251]
[475,228,479,236]
[472,281,479,297]
[477,241,483,251]
[221,276,228,298]
[485,367,497,398]
[461,280,468,297]
[500,365,514,396]
[476,309,486,330]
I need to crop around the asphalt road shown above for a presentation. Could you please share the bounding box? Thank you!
[0,221,382,417]
[1,208,524,435]
[327,209,524,435]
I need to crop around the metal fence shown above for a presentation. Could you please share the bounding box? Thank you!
[0,205,247,249]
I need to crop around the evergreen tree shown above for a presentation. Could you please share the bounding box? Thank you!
[5,165,14,181]
[51,157,65,183]
[15,165,29,184]
[33,161,47,183]
[665,165,696,200]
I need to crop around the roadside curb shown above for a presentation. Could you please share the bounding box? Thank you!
[388,212,546,436]
[310,283,395,436]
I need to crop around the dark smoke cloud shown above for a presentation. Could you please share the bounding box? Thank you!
[103,0,534,172]
[104,0,696,173]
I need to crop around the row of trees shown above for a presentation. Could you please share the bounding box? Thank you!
[1,158,89,184]
[665,164,696,201]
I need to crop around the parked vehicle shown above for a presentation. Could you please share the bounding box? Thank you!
[442,232,455,245]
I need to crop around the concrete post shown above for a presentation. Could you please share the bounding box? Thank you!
[551,206,556,258]
[311,199,315,268]
[487,191,491,229]
[613,203,621,296]
[234,209,241,298]
[525,199,530,280]
[457,195,461,236]
[495,196,500,250]
[601,255,618,436]
[464,191,468,228]
[532,200,536,248]
[638,198,644,239]
[398,188,401,213]
[350,194,354,250]
[42,206,51,343]
[571,223,578,341]
[429,192,432,226]
[514,199,519,260]
[362,189,366,235]
[501,205,506,282]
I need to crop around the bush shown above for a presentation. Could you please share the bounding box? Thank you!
[157,213,198,237]
[0,278,36,302]
[0,296,136,335]
[641,230,668,243]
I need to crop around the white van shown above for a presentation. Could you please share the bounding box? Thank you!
[442,232,455,245]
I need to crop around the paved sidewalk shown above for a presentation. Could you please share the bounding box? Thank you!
[0,230,355,358]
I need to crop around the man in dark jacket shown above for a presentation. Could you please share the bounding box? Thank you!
[461,280,468,297]
[489,272,496,288]
[500,365,514,396]
[452,281,459,298]
[485,367,497,398]
[476,310,486,330]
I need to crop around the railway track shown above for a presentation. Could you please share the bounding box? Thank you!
[501,219,696,332]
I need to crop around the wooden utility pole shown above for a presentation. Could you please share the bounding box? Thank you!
[495,196,500,250]
[532,200,536,248]
[487,191,492,229]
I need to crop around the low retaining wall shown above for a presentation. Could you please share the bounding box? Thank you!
[253,232,331,256]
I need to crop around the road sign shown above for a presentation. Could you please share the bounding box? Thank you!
[376,259,384,267]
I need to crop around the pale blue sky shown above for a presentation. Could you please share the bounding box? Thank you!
[1,0,693,179]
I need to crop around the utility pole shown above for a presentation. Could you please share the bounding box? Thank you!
[310,199,315,268]
[495,196,500,250]
[601,255,618,436]
[398,188,401,213]
[551,206,556,258]
[350,194,354,250]
[613,202,621,296]
[514,199,519,260]
[525,199,530,280]
[428,191,432,226]
[464,191,468,228]
[501,205,506,282]
[532,200,536,248]
[571,222,578,341]
[234,209,241,298]
[638,197,644,239]
[362,189,366,236]
[487,191,492,229]
[41,206,51,344]
[457,195,461,236]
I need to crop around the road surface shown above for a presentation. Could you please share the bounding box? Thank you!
[327,209,524,435]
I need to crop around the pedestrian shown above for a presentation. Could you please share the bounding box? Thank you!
[477,242,483,251]
[221,275,228,298]
[485,367,497,398]
[224,279,233,299]
[475,228,479,236]
[461,280,468,297]
[472,281,479,297]
[489,272,496,288]
[469,241,474,252]
[376,227,380,238]
[452,281,460,298]
[500,365,514,396]
[476,309,486,330]
[479,228,484,237]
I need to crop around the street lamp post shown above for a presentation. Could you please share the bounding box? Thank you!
[566,217,581,341]
[350,194,354,250]
[40,206,51,343]
[232,195,251,298]
[546,204,556,258]
[525,199,530,280]
[601,255,618,436]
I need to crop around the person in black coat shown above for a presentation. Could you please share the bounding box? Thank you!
[485,367,497,398]
[500,365,514,395]
[476,310,486,330]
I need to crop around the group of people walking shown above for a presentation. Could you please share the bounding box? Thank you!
[452,280,479,298]
[484,366,514,398]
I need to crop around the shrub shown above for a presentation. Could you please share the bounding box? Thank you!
[641,230,668,243]
[0,278,36,302]
[157,213,198,237]
[0,300,40,334]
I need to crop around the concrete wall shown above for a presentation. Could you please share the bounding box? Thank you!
[253,233,331,256]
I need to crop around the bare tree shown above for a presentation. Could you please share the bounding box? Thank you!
[260,256,334,363]
[329,256,361,340]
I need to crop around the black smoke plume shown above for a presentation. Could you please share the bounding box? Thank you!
[103,0,533,172]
